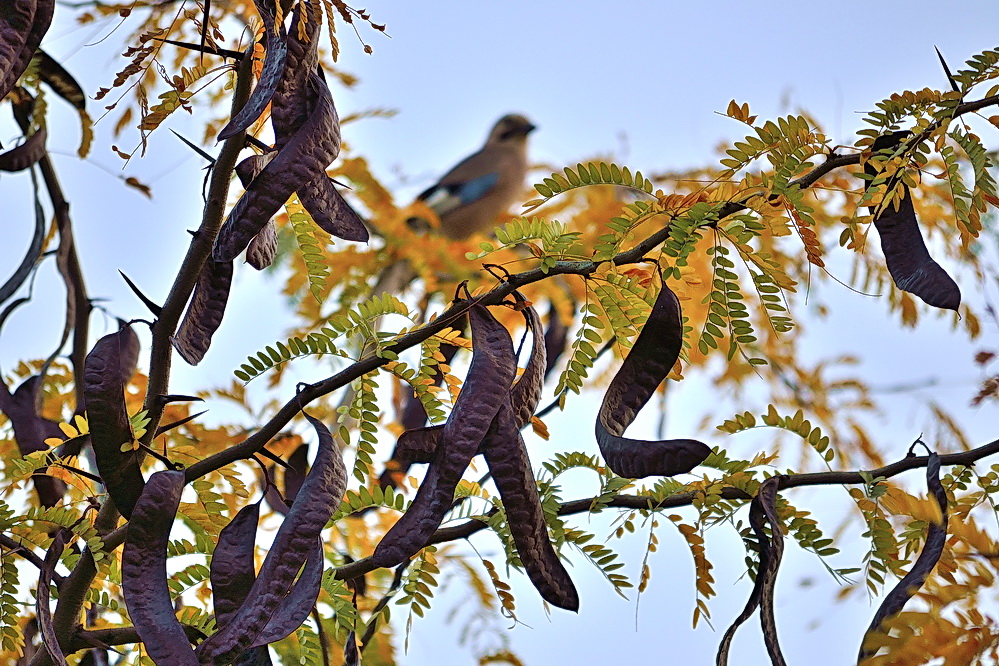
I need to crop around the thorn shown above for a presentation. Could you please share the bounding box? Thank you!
[153,37,244,61]
[170,129,216,165]
[156,394,205,405]
[935,46,960,94]
[118,270,163,317]
[331,177,352,190]
[154,410,208,438]
[186,229,199,237]
[244,135,274,153]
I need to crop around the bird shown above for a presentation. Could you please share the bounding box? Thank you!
[410,113,536,239]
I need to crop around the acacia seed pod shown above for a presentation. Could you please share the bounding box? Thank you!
[864,132,961,311]
[371,303,516,568]
[195,413,345,664]
[595,283,710,478]
[173,258,234,365]
[211,502,261,625]
[483,401,578,611]
[0,376,66,506]
[37,529,69,666]
[0,126,46,171]
[83,325,144,518]
[0,0,54,101]
[858,453,947,661]
[122,470,197,664]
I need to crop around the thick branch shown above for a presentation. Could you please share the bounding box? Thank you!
[332,437,999,581]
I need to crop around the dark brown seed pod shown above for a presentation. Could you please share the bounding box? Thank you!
[36,529,69,666]
[0,0,54,102]
[246,219,278,270]
[213,70,341,262]
[122,470,198,665]
[35,48,85,110]
[0,376,67,506]
[297,173,369,243]
[114,317,141,386]
[595,283,711,478]
[283,442,309,502]
[858,452,947,661]
[173,258,233,365]
[371,303,517,569]
[865,133,961,311]
[216,0,287,141]
[248,538,323,647]
[195,413,345,664]
[543,301,569,379]
[0,126,45,171]
[83,325,145,518]
[716,476,785,666]
[483,401,579,611]
[211,502,261,625]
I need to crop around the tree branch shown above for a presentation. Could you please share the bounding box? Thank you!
[332,437,999,582]
[0,534,63,585]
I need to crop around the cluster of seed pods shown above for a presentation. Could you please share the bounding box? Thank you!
[117,411,345,663]
[0,0,54,102]
[175,0,368,365]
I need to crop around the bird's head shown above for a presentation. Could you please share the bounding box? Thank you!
[487,114,536,146]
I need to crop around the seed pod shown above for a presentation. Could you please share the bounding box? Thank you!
[195,413,346,664]
[0,375,67,506]
[173,258,233,365]
[595,283,710,478]
[0,126,45,171]
[483,400,578,611]
[211,502,261,625]
[371,303,517,569]
[389,297,545,466]
[864,132,961,311]
[269,0,320,145]
[122,470,197,664]
[716,476,784,666]
[37,529,69,666]
[859,452,947,661]
[543,301,569,379]
[0,0,54,102]
[216,0,288,141]
[35,48,85,110]
[249,538,323,647]
[83,325,145,518]
[297,173,369,243]
[213,71,341,262]
[245,219,278,270]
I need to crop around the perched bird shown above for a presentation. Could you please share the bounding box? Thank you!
[411,113,536,238]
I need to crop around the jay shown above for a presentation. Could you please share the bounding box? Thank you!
[412,113,536,238]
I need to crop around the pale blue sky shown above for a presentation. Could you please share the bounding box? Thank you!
[2,1,998,664]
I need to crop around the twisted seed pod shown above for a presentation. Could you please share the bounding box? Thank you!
[195,413,345,664]
[483,401,578,610]
[248,538,323,647]
[211,502,261,625]
[371,303,516,568]
[236,154,279,270]
[865,132,961,311]
[37,529,69,666]
[0,126,45,171]
[716,476,785,666]
[83,325,144,518]
[216,0,287,141]
[297,172,368,243]
[595,283,710,478]
[173,258,233,365]
[858,452,947,662]
[122,470,197,664]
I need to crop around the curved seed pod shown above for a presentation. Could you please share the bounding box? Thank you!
[37,529,69,666]
[716,476,784,666]
[0,1,36,102]
[216,0,287,141]
[483,401,578,610]
[858,453,947,662]
[0,376,66,506]
[211,502,261,625]
[83,325,144,518]
[246,219,278,270]
[173,258,233,365]
[595,283,710,478]
[0,126,45,171]
[249,538,323,647]
[235,153,274,187]
[865,133,961,311]
[195,413,346,664]
[122,470,197,664]
[269,0,320,147]
[283,442,309,501]
[0,172,43,306]
[390,299,544,468]
[35,49,85,110]
[213,70,340,262]
[298,173,369,243]
[1,0,54,101]
[113,317,141,386]
[371,303,517,569]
